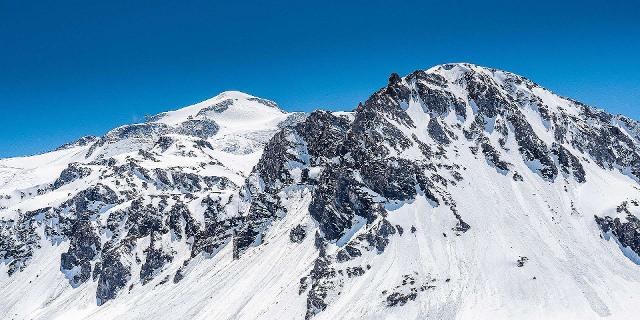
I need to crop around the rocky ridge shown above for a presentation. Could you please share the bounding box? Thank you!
[2,64,640,319]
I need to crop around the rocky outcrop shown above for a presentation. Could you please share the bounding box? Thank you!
[596,200,640,260]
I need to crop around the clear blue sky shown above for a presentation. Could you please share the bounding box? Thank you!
[1,0,639,158]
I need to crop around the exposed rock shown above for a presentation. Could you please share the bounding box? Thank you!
[53,163,92,189]
[175,119,219,138]
[596,214,640,259]
[290,224,307,243]
[516,256,529,267]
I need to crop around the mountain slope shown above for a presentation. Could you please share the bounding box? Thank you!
[2,63,640,319]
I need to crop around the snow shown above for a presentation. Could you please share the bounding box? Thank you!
[154,91,285,130]
[3,68,640,320]
[316,149,640,320]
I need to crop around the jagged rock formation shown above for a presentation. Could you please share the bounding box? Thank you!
[2,65,640,319]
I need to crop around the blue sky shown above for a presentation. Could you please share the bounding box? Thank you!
[1,0,639,158]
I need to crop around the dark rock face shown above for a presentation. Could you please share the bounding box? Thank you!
[304,257,336,319]
[196,99,234,116]
[580,120,640,174]
[480,139,510,172]
[154,136,175,152]
[513,172,524,181]
[306,86,431,242]
[409,74,464,116]
[106,123,171,144]
[382,273,436,307]
[465,71,509,119]
[361,219,397,254]
[452,214,471,234]
[140,233,174,284]
[336,245,362,262]
[167,202,200,241]
[427,117,451,145]
[290,225,307,243]
[60,220,101,287]
[0,208,44,276]
[54,184,120,290]
[231,127,295,256]
[552,143,586,183]
[248,97,280,110]
[516,256,529,267]
[251,129,301,190]
[96,246,131,305]
[86,123,172,157]
[294,111,351,160]
[55,135,98,151]
[175,119,219,138]
[233,110,354,257]
[53,163,92,189]
[549,102,640,181]
[60,184,119,215]
[0,147,240,305]
[224,98,448,317]
[386,291,417,307]
[596,213,640,259]
[192,196,241,257]
[461,68,568,181]
[509,114,558,180]
[278,112,309,129]
[308,166,380,241]
[151,167,235,193]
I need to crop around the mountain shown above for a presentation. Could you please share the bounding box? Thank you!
[2,63,640,319]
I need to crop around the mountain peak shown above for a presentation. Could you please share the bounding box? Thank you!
[197,90,265,106]
[210,90,264,101]
[62,90,295,160]
[3,64,640,320]
[147,91,285,126]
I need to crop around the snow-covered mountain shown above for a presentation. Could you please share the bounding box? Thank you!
[2,63,640,319]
